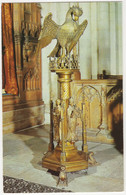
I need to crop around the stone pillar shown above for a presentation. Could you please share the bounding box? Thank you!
[116,2,122,75]
[100,84,108,134]
[90,3,98,79]
[97,2,110,75]
[110,2,116,75]
[79,2,91,79]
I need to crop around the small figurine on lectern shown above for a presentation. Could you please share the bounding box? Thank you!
[53,99,62,142]
[67,98,80,142]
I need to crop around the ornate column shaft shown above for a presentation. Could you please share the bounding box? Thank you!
[42,69,88,173]
[57,70,72,136]
[56,70,73,162]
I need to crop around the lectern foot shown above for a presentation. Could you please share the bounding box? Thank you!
[88,151,99,166]
[57,166,68,187]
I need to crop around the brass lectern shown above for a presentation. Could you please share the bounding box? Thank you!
[42,59,88,185]
[37,5,89,185]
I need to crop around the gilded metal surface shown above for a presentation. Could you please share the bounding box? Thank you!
[42,69,88,176]
[82,103,88,153]
[88,152,99,166]
[42,143,88,172]
[57,70,72,100]
[49,55,79,71]
[60,83,70,99]
[41,6,89,185]
[36,6,88,59]
[57,166,68,187]
[53,99,62,141]
[67,98,81,142]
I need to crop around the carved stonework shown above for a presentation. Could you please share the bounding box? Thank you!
[99,85,107,131]
[12,3,42,101]
[71,79,123,144]
[77,85,101,103]
[75,85,102,132]
[23,67,40,91]
[107,81,122,102]
[21,20,41,62]
[2,3,44,134]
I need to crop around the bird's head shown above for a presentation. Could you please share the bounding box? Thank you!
[70,6,83,21]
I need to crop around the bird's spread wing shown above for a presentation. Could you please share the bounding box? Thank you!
[69,20,88,52]
[37,13,59,49]
[48,42,61,57]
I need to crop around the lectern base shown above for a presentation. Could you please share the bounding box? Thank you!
[42,144,88,173]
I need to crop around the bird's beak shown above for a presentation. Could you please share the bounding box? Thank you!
[74,15,79,21]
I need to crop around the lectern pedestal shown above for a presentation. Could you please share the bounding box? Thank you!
[42,69,88,185]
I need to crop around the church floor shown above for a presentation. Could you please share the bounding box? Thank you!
[3,125,124,192]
